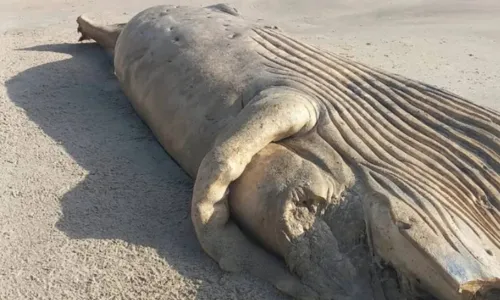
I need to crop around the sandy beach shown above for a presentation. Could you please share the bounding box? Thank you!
[1,1,499,299]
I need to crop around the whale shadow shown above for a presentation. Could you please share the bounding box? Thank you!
[5,42,287,300]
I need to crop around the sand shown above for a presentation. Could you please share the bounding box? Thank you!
[0,1,499,299]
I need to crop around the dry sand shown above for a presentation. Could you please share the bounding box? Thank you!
[0,1,499,299]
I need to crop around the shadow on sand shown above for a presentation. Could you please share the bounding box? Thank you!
[5,42,284,299]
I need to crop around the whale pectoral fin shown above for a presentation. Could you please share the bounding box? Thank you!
[191,88,319,299]
[217,222,319,300]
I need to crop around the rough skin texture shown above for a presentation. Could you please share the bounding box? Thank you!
[76,4,500,300]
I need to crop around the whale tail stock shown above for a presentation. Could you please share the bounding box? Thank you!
[76,15,126,56]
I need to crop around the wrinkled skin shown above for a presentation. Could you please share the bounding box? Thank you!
[76,4,500,300]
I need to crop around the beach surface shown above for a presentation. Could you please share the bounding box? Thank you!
[1,1,499,299]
